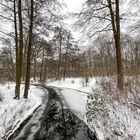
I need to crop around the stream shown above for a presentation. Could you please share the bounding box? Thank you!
[8,86,98,140]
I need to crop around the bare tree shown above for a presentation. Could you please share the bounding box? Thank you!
[24,0,34,99]
[77,0,124,90]
[14,0,24,99]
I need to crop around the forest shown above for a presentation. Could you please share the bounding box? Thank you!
[0,0,139,140]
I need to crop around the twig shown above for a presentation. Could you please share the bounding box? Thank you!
[129,102,140,109]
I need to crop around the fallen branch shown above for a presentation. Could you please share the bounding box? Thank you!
[129,102,140,109]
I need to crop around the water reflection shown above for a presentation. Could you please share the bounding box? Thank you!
[38,92,98,140]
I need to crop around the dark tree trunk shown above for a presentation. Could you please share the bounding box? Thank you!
[33,57,37,81]
[43,59,47,82]
[115,0,123,90]
[56,30,62,80]
[63,52,67,80]
[22,35,28,81]
[15,0,24,99]
[40,47,44,82]
[24,0,34,99]
[14,0,19,95]
[108,0,123,90]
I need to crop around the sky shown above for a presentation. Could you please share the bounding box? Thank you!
[61,0,86,43]
[63,0,140,41]
[63,0,85,13]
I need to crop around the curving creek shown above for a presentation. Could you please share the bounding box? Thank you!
[8,86,98,140]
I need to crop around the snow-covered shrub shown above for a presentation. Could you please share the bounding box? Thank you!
[123,77,140,109]
[86,77,140,140]
[0,101,33,139]
[1,108,17,139]
[86,89,108,120]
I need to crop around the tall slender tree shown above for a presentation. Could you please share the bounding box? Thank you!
[77,0,124,90]
[107,0,123,90]
[13,0,19,84]
[24,0,34,98]
[15,0,24,99]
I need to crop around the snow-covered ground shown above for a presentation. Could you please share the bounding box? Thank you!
[0,77,139,140]
[0,82,45,139]
[47,77,97,93]
[48,77,140,140]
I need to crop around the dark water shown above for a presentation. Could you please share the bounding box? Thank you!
[9,87,98,140]
[37,88,98,140]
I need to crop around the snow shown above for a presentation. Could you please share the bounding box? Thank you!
[48,77,140,140]
[47,77,97,93]
[0,82,45,139]
[0,78,139,140]
[60,89,87,119]
[47,77,100,119]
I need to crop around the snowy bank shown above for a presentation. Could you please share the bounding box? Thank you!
[0,82,45,139]
[47,77,97,93]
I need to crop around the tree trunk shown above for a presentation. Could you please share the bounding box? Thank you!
[63,53,67,80]
[24,0,34,99]
[14,0,19,95]
[56,31,62,80]
[43,58,47,82]
[115,0,123,90]
[40,47,44,82]
[108,0,123,90]
[15,0,23,99]
[33,57,37,81]
[22,35,28,81]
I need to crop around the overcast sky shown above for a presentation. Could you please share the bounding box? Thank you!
[61,0,86,42]
[64,0,85,13]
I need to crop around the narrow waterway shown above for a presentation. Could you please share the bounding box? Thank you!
[9,86,98,140]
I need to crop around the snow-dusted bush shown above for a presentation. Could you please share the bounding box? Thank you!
[1,108,17,139]
[86,89,108,120]
[86,77,140,140]
[123,77,140,109]
[0,101,33,139]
